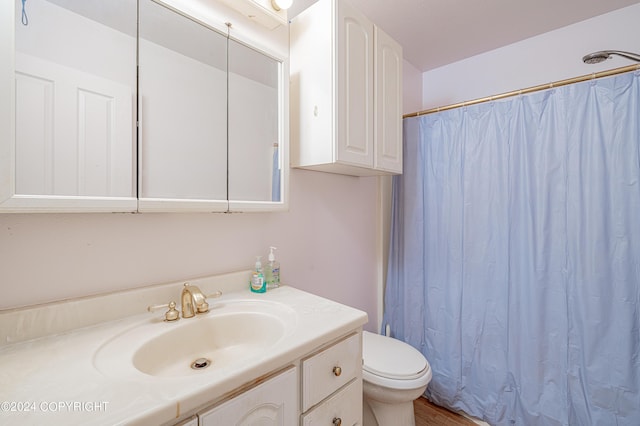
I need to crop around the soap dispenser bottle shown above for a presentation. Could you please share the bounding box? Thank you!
[265,246,280,289]
[250,256,266,293]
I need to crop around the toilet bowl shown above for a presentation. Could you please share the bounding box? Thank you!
[362,331,432,426]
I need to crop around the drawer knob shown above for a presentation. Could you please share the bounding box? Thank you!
[333,366,342,377]
[333,417,342,426]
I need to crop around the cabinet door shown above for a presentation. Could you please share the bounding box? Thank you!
[227,38,288,212]
[137,0,228,212]
[336,0,374,168]
[289,0,333,169]
[374,26,403,174]
[198,367,297,425]
[1,0,137,212]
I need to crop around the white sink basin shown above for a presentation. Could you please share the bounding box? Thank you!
[93,299,297,379]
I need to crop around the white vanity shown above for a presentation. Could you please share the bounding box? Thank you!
[182,331,362,426]
[0,271,368,425]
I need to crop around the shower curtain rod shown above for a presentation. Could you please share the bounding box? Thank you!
[404,63,640,118]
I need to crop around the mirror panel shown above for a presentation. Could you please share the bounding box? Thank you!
[13,0,136,200]
[228,39,282,204]
[138,0,227,203]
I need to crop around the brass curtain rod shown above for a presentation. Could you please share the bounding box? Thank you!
[403,63,640,119]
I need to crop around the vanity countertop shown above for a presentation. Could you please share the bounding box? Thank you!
[0,278,368,425]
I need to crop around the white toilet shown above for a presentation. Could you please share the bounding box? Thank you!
[362,331,432,426]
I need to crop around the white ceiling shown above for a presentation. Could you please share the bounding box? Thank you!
[290,0,640,72]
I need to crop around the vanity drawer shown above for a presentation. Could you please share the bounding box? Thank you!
[301,378,362,426]
[301,332,362,411]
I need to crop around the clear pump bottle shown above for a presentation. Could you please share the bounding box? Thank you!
[265,247,280,289]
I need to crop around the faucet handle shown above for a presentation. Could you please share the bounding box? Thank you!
[147,301,180,321]
[197,301,210,314]
[194,291,223,313]
[198,291,222,313]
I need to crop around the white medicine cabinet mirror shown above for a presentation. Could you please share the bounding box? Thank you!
[137,0,229,212]
[228,38,286,210]
[1,0,138,212]
[1,0,289,213]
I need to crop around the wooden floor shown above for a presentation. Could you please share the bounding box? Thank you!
[414,396,477,426]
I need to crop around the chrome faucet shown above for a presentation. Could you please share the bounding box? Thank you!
[181,283,209,318]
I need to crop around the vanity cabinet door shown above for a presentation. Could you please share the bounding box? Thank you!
[198,367,297,426]
[137,0,228,212]
[1,0,137,212]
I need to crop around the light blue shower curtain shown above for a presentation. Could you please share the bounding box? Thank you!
[383,71,640,425]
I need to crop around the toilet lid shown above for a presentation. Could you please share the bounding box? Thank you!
[362,331,428,380]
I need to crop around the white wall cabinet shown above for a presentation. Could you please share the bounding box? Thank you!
[290,0,403,177]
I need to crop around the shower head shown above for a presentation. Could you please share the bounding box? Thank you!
[583,51,610,64]
[583,50,640,64]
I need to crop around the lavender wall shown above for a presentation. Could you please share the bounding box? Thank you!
[403,59,423,115]
[0,169,380,330]
[422,3,640,110]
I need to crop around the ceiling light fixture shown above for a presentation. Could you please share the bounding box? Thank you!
[271,0,293,11]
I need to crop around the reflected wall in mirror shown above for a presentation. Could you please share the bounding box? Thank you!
[228,39,282,203]
[138,0,227,206]
[13,0,136,199]
[139,0,287,211]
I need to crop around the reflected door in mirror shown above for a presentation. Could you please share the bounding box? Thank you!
[13,0,136,201]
